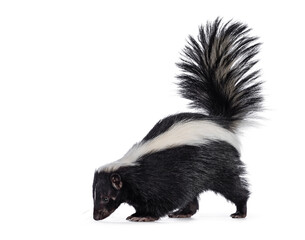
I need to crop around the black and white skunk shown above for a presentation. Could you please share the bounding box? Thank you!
[93,18,263,222]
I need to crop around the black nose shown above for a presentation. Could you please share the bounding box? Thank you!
[93,209,102,221]
[93,209,108,221]
[93,213,101,221]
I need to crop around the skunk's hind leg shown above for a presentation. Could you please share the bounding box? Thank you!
[214,178,249,218]
[168,197,199,218]
[210,172,249,218]
[227,180,249,219]
[230,200,247,218]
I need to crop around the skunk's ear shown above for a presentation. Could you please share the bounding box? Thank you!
[110,173,122,190]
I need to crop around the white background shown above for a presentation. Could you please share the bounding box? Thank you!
[1,0,304,239]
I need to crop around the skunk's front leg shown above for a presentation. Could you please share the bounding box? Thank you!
[126,212,159,222]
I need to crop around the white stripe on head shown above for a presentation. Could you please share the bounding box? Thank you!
[98,120,240,172]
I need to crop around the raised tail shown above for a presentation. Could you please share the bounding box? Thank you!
[177,18,263,130]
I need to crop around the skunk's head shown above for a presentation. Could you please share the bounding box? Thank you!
[92,171,123,221]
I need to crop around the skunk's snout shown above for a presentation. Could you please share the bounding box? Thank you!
[93,208,113,221]
[93,209,106,221]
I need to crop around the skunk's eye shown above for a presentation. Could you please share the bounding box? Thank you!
[102,197,109,203]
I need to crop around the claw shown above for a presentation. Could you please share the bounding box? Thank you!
[127,216,159,222]
[230,212,247,218]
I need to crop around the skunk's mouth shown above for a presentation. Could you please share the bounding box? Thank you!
[93,209,115,221]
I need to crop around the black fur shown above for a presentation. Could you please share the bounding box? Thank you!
[93,18,262,221]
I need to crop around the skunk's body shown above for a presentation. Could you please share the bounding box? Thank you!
[93,18,262,221]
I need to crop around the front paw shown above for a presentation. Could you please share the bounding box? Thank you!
[126,215,159,222]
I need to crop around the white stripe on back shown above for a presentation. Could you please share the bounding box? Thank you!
[98,120,240,172]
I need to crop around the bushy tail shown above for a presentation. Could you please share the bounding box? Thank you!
[177,18,263,130]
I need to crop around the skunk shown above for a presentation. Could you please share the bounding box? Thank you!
[93,18,263,222]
